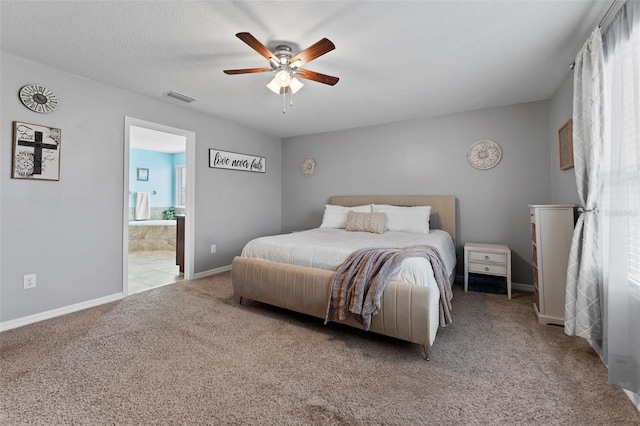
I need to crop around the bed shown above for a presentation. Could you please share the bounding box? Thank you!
[231,195,457,360]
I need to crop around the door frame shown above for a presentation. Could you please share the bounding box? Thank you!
[122,117,196,295]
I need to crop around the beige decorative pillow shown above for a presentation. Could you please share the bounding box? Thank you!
[345,211,386,234]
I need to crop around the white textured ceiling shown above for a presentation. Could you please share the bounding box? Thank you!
[1,1,610,139]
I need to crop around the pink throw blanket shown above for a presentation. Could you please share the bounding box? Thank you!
[325,245,453,330]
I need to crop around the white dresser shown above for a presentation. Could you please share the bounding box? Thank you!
[529,205,575,325]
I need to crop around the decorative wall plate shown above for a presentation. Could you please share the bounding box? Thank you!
[300,156,317,177]
[19,84,58,113]
[467,139,502,170]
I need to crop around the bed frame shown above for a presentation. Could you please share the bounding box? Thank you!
[231,195,457,360]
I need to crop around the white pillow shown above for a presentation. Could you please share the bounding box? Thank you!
[320,204,372,229]
[371,204,431,234]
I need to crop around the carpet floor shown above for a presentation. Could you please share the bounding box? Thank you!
[1,272,638,425]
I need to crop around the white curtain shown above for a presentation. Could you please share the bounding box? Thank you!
[601,0,640,394]
[565,28,605,342]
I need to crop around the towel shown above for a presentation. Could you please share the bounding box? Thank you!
[135,192,150,220]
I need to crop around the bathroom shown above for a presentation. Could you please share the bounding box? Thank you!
[128,126,186,293]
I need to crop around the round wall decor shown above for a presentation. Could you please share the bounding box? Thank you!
[19,84,58,113]
[299,156,317,177]
[467,139,502,170]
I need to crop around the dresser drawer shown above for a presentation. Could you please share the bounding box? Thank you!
[468,262,507,275]
[469,251,506,263]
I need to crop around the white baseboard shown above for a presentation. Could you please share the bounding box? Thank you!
[512,282,534,292]
[624,390,640,412]
[0,292,123,332]
[192,264,232,280]
[0,270,529,332]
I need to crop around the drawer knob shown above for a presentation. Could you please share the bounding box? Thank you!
[485,267,490,271]
[484,255,490,260]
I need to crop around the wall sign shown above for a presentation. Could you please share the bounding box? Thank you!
[12,121,61,181]
[209,149,265,173]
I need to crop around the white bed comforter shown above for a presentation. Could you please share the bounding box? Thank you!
[241,228,456,289]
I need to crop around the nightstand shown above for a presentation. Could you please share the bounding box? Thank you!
[464,242,512,299]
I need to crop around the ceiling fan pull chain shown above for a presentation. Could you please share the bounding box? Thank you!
[290,90,294,107]
[282,91,286,114]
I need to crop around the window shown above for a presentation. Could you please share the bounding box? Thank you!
[175,165,186,208]
[624,101,640,286]
[606,31,640,287]
[624,92,640,286]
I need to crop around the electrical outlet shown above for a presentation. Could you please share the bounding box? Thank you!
[23,274,36,289]
[211,244,216,254]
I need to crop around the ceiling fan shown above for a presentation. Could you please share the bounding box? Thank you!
[223,32,339,111]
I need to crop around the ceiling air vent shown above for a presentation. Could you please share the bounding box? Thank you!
[163,90,197,103]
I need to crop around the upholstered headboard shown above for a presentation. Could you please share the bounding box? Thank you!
[329,195,457,240]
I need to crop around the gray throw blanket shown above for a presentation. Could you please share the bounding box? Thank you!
[324,245,453,330]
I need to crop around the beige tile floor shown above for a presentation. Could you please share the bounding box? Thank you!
[128,250,184,295]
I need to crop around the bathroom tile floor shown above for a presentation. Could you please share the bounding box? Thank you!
[128,250,184,295]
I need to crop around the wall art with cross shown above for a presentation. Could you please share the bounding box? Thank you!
[12,121,61,181]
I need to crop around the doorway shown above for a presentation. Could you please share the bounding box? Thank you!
[123,117,195,296]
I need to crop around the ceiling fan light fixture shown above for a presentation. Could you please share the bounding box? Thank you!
[267,78,281,94]
[289,77,304,94]
[275,69,292,87]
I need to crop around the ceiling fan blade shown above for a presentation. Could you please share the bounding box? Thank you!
[289,38,335,67]
[224,67,273,75]
[236,32,278,65]
[296,69,339,86]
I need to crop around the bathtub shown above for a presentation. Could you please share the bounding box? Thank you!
[128,220,176,251]
[129,219,176,226]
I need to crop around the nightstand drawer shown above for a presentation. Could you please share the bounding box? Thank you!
[468,262,507,275]
[469,251,506,263]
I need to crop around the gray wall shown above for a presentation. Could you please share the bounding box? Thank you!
[549,70,580,206]
[1,50,581,324]
[282,101,551,284]
[1,52,281,323]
